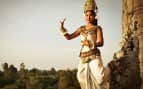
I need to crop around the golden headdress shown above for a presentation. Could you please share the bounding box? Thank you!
[84,0,98,13]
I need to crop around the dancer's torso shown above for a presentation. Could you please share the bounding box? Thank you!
[79,25,100,59]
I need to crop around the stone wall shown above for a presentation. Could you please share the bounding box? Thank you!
[109,0,143,89]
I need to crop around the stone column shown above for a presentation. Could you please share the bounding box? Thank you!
[134,0,143,89]
[122,0,143,88]
[139,25,143,89]
[122,0,134,36]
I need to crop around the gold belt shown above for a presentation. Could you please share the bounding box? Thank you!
[79,48,100,58]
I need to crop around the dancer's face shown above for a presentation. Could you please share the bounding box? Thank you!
[85,10,95,24]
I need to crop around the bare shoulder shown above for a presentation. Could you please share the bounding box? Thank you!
[80,25,86,29]
[97,25,102,30]
[96,25,103,33]
[78,25,85,32]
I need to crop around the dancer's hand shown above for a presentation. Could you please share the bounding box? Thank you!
[81,40,91,46]
[60,18,66,29]
[59,18,68,36]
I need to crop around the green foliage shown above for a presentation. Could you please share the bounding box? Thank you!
[57,69,80,89]
[0,63,81,89]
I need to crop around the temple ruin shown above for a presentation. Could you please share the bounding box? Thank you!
[109,0,143,89]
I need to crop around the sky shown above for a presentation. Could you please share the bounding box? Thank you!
[0,0,122,70]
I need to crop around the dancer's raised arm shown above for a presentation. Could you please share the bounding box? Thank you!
[59,18,81,40]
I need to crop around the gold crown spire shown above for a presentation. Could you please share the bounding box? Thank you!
[84,0,98,12]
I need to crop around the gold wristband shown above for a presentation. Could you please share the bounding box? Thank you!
[62,31,68,36]
[60,28,68,36]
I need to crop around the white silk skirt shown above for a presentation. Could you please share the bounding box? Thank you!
[77,56,110,89]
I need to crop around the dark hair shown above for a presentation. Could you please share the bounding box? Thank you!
[84,10,98,25]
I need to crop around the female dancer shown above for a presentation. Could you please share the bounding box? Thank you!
[59,0,110,89]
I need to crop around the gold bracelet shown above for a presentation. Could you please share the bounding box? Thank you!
[60,28,68,36]
[62,31,68,36]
